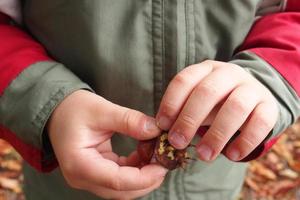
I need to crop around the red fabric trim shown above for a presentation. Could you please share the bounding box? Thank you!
[263,137,280,154]
[197,126,276,162]
[240,12,300,96]
[236,11,300,161]
[0,125,58,172]
[286,0,300,11]
[241,136,280,162]
[0,15,56,171]
[0,21,51,95]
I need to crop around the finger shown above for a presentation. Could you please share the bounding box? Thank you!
[156,61,213,130]
[225,101,278,161]
[96,139,113,153]
[117,151,141,167]
[168,64,247,149]
[101,151,141,167]
[86,175,163,200]
[103,103,161,140]
[101,152,120,162]
[201,102,222,126]
[196,84,261,161]
[100,163,167,191]
[69,150,168,191]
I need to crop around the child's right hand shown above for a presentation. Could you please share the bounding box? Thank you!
[47,90,168,199]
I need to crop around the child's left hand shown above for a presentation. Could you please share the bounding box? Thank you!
[156,60,279,162]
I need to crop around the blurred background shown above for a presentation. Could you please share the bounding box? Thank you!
[0,120,299,200]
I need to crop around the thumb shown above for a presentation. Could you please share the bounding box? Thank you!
[104,103,161,140]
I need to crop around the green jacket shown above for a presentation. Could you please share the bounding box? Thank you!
[0,0,299,199]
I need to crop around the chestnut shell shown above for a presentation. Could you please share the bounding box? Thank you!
[154,133,190,170]
[137,132,192,170]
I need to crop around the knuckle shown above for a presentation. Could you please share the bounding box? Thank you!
[228,63,246,74]
[104,167,124,191]
[122,109,143,133]
[202,59,214,67]
[229,63,241,70]
[122,109,131,133]
[228,96,249,115]
[173,72,193,87]
[162,101,178,118]
[195,82,218,97]
[235,136,260,159]
[264,100,279,120]
[106,173,122,191]
[209,127,227,144]
[178,113,198,130]
[110,175,122,191]
[240,134,256,150]
[255,114,274,131]
[135,170,151,189]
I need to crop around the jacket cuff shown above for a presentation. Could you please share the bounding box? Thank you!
[229,51,300,161]
[0,61,92,172]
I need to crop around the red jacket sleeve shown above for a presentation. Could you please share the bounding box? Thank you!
[0,12,56,171]
[240,1,300,96]
[237,0,300,161]
[0,13,51,94]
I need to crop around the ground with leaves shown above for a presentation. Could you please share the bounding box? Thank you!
[0,140,23,200]
[0,121,299,200]
[240,120,300,200]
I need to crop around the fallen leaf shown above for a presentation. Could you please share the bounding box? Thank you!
[293,141,300,148]
[0,160,22,172]
[0,171,20,179]
[273,142,295,167]
[279,169,299,179]
[251,161,277,180]
[290,161,300,172]
[0,177,21,193]
[0,141,12,157]
[272,179,299,196]
[245,177,260,192]
[266,152,280,164]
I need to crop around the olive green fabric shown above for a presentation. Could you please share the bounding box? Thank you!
[0,61,91,169]
[22,0,259,111]
[0,0,293,199]
[231,51,300,138]
[23,154,247,200]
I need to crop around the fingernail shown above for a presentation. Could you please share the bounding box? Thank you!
[157,116,172,130]
[144,118,160,133]
[228,148,240,161]
[197,144,212,161]
[169,131,187,149]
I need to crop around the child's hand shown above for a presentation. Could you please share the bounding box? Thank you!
[47,90,168,199]
[156,60,278,162]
